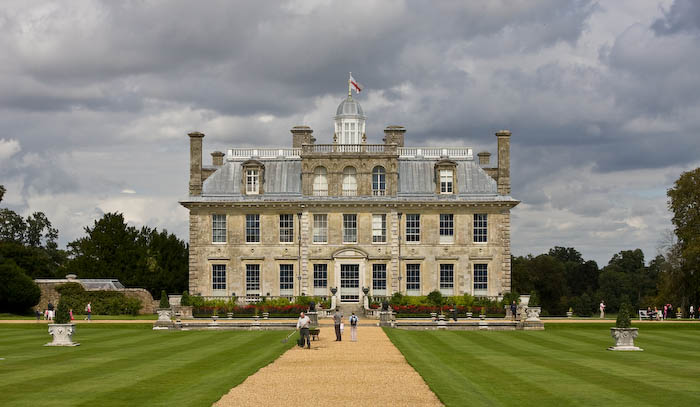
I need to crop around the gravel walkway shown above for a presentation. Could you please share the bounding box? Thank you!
[214,325,443,406]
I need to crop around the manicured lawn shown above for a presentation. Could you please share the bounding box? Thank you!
[0,324,294,406]
[0,313,157,320]
[385,323,700,406]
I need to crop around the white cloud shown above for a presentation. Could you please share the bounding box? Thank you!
[0,138,21,161]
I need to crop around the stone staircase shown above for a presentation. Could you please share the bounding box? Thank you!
[336,303,363,317]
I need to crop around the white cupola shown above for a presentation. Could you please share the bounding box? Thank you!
[334,75,366,144]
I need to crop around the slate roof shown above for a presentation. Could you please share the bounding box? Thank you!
[195,157,512,203]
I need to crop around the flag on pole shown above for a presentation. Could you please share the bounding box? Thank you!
[349,73,363,93]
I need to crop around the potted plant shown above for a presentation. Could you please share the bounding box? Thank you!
[466,306,473,319]
[46,301,79,346]
[156,290,172,322]
[608,303,643,351]
[178,290,193,319]
[677,307,682,319]
[212,307,219,322]
[567,307,574,318]
[479,306,486,320]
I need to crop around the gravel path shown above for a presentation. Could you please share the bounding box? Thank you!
[214,325,443,407]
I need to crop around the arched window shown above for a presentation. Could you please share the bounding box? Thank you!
[313,167,328,196]
[342,166,357,196]
[372,166,386,196]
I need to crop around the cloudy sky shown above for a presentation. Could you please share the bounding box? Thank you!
[1,0,699,266]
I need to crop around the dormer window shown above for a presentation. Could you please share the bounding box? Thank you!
[241,160,264,195]
[372,166,386,196]
[435,159,457,195]
[313,166,328,196]
[342,166,357,196]
[246,168,259,194]
[440,169,453,194]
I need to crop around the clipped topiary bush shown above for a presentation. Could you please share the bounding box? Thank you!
[159,290,170,309]
[616,303,632,328]
[528,291,541,306]
[55,283,142,316]
[54,301,71,324]
[180,290,190,306]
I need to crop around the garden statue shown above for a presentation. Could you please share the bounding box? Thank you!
[309,301,316,312]
[382,300,389,311]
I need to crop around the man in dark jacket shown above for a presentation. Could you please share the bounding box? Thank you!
[333,309,343,341]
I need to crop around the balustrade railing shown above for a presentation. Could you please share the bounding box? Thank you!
[226,145,474,159]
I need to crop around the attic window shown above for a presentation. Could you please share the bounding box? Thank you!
[246,168,259,194]
[440,169,453,194]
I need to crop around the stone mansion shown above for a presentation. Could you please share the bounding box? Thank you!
[180,91,519,303]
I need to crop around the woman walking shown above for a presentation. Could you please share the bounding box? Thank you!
[349,312,359,342]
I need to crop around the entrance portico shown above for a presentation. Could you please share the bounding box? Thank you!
[332,248,367,303]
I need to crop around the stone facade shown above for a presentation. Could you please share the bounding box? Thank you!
[181,94,518,302]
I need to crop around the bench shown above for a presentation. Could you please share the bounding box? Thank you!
[639,310,658,320]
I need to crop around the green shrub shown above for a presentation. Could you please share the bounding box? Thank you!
[528,291,541,306]
[188,295,205,307]
[159,290,169,309]
[0,262,41,313]
[616,303,632,328]
[54,283,142,316]
[54,300,71,324]
[427,290,443,307]
[180,291,190,306]
[501,291,520,307]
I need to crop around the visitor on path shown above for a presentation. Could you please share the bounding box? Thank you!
[654,306,660,321]
[451,305,458,322]
[69,309,74,321]
[47,302,54,321]
[510,301,517,321]
[296,312,311,349]
[35,309,41,322]
[690,305,695,319]
[599,301,605,319]
[85,302,92,321]
[663,304,668,320]
[349,312,358,342]
[333,309,343,341]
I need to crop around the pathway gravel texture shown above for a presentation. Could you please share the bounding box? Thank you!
[214,325,443,407]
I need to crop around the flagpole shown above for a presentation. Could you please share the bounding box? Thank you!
[348,72,352,97]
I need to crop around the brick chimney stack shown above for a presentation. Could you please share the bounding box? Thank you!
[188,131,205,196]
[211,151,225,166]
[291,126,315,148]
[477,151,491,166]
[383,125,406,147]
[495,130,511,195]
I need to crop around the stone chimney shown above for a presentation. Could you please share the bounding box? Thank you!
[495,130,511,195]
[383,126,406,147]
[291,126,315,148]
[188,131,205,196]
[211,151,225,166]
[477,151,491,166]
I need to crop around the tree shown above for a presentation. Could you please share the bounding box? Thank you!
[667,168,700,307]
[0,260,41,313]
[0,185,5,202]
[66,213,188,296]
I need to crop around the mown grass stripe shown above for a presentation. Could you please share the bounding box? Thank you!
[484,331,700,406]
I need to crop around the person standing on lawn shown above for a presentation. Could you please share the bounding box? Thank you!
[333,309,343,341]
[690,305,694,319]
[296,312,311,349]
[349,312,358,342]
[85,302,92,321]
[599,300,605,319]
[510,301,517,320]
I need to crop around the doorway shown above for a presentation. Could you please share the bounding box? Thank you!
[340,264,360,302]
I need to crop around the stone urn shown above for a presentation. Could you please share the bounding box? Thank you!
[525,307,542,322]
[156,308,173,322]
[430,312,437,321]
[45,324,80,346]
[212,315,219,322]
[608,328,643,351]
[263,312,269,320]
[479,313,486,320]
[466,312,473,319]
[566,311,573,318]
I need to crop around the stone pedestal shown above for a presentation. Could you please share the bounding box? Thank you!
[379,311,393,327]
[153,308,175,330]
[437,319,447,329]
[525,307,541,322]
[307,312,319,326]
[45,324,80,346]
[263,312,269,320]
[608,328,643,351]
[430,312,437,321]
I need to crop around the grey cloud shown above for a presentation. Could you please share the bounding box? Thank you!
[652,0,700,35]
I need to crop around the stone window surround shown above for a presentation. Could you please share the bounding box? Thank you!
[372,166,386,196]
[212,214,227,244]
[279,214,295,243]
[372,213,387,243]
[245,214,261,244]
[245,264,261,294]
[241,160,265,195]
[212,264,226,290]
[473,213,488,243]
[434,159,457,195]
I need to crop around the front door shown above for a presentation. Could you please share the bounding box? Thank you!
[340,264,359,302]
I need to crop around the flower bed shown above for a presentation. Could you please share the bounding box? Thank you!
[193,304,307,318]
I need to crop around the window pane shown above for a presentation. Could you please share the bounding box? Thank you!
[279,264,294,292]
[212,264,226,290]
[473,213,488,243]
[246,264,260,292]
[246,214,260,243]
[313,264,327,288]
[372,166,386,196]
[246,169,259,194]
[439,214,454,236]
[406,264,420,291]
[313,214,328,243]
[372,214,386,243]
[342,167,357,196]
[440,264,454,289]
[279,214,294,243]
[474,264,488,291]
[373,264,387,290]
[343,214,357,243]
[313,167,328,196]
[406,214,420,242]
[212,214,226,243]
[440,169,453,193]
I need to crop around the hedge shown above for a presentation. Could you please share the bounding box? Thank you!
[55,282,141,316]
